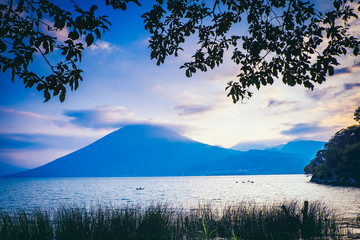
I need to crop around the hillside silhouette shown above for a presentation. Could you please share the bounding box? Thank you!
[6,125,323,177]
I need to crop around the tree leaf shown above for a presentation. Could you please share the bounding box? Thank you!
[68,31,79,40]
[90,5,98,13]
[0,39,6,52]
[85,33,94,46]
[60,89,66,102]
[44,89,51,102]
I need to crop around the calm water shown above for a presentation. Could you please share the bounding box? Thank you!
[0,175,359,217]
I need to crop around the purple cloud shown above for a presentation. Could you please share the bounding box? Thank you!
[64,106,139,128]
[0,133,87,150]
[307,86,338,100]
[344,83,360,91]
[281,123,332,136]
[174,104,213,116]
[333,62,360,75]
[0,134,36,149]
[267,99,297,108]
[334,67,352,75]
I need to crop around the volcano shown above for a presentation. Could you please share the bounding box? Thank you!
[6,124,317,178]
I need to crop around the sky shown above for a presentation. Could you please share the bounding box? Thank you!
[1,0,360,169]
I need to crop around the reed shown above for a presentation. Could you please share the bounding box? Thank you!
[0,209,53,240]
[0,201,357,240]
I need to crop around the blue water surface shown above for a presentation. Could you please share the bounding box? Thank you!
[0,175,359,217]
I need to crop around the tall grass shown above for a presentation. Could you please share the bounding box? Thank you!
[0,201,357,240]
[0,209,53,240]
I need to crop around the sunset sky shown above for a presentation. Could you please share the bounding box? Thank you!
[1,0,360,169]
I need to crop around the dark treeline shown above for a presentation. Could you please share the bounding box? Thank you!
[0,201,359,240]
[305,107,360,187]
[304,124,360,187]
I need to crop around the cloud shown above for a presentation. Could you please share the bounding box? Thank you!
[89,40,120,52]
[344,83,360,91]
[0,107,54,120]
[0,133,93,168]
[0,107,68,135]
[334,67,352,75]
[174,104,213,116]
[333,62,360,76]
[0,149,72,169]
[64,105,146,128]
[0,133,88,150]
[231,139,286,151]
[151,84,164,93]
[281,123,334,137]
[267,99,297,108]
[0,134,37,149]
[306,86,338,100]
[307,89,329,100]
[0,107,115,144]
[41,19,69,42]
[41,20,119,55]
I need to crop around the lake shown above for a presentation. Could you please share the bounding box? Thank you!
[1,174,359,217]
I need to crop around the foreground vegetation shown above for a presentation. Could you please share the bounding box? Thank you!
[0,201,359,240]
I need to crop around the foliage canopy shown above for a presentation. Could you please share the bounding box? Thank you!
[0,0,140,102]
[304,108,360,186]
[1,0,360,102]
[354,106,360,122]
[143,0,360,102]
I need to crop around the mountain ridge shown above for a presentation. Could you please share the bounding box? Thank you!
[4,124,325,178]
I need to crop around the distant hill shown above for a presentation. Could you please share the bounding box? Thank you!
[231,140,325,158]
[6,125,322,178]
[230,143,269,151]
[0,161,28,177]
[267,140,325,160]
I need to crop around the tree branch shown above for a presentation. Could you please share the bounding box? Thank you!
[8,0,13,12]
[36,46,56,71]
